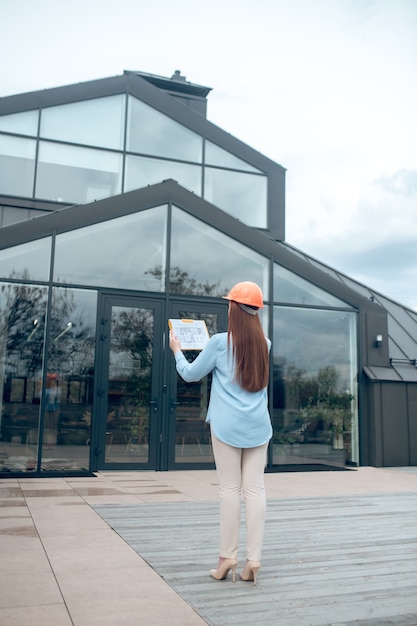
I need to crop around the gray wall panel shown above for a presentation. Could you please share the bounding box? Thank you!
[381,383,409,466]
[407,384,417,465]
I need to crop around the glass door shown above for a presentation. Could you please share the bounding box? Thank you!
[94,295,164,470]
[167,301,228,469]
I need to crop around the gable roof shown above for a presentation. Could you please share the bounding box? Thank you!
[0,72,284,176]
[0,71,286,240]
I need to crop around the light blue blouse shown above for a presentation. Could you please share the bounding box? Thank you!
[174,332,272,448]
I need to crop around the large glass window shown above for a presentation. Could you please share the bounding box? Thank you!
[104,302,155,466]
[0,97,273,232]
[125,155,202,195]
[204,168,268,229]
[0,282,48,473]
[0,135,36,197]
[205,140,262,173]
[53,206,167,290]
[36,142,123,203]
[273,263,352,307]
[127,96,203,162]
[0,110,39,136]
[40,96,126,150]
[272,306,358,468]
[41,288,97,472]
[0,237,52,282]
[170,207,269,297]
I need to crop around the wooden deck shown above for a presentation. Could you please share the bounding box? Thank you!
[94,492,417,626]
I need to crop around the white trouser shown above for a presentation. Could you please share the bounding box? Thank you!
[210,427,268,562]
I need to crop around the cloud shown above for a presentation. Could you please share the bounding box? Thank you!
[375,169,417,197]
[289,167,417,309]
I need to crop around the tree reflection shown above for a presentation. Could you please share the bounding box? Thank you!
[0,279,47,378]
[106,306,153,447]
[273,361,354,448]
[48,288,95,377]
[111,307,152,402]
[0,283,96,464]
[0,281,96,380]
[146,265,227,297]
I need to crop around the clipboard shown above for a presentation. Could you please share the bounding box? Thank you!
[168,318,210,350]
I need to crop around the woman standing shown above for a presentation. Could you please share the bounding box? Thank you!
[169,281,272,585]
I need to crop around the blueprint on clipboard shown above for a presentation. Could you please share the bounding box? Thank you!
[168,319,210,350]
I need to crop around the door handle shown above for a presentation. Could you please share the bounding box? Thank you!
[149,400,158,413]
[170,401,179,413]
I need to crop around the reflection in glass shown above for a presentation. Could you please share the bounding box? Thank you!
[0,135,36,197]
[0,238,52,282]
[205,140,262,173]
[105,306,153,464]
[174,311,217,464]
[272,306,358,468]
[273,263,352,307]
[170,207,269,298]
[258,304,269,338]
[204,167,268,228]
[125,154,202,195]
[54,206,167,290]
[0,110,39,136]
[127,96,203,162]
[41,288,97,471]
[36,141,123,203]
[40,95,126,150]
[0,283,48,473]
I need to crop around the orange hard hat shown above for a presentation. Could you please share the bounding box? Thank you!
[223,281,264,308]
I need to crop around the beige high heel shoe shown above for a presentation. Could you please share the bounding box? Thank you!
[210,558,238,582]
[239,560,261,586]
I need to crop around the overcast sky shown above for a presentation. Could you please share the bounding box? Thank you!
[2,0,417,310]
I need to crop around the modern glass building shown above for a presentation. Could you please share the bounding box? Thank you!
[0,70,416,476]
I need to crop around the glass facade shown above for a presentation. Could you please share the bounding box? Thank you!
[0,79,361,474]
[125,155,201,195]
[36,142,123,204]
[273,263,351,307]
[41,288,97,471]
[53,206,167,290]
[40,95,125,150]
[272,307,358,467]
[0,109,38,135]
[204,167,267,228]
[0,237,52,282]
[170,207,269,297]
[103,304,154,465]
[0,199,360,474]
[0,135,36,197]
[127,96,203,161]
[0,283,97,473]
[0,282,48,472]
[205,140,261,173]
[0,94,268,229]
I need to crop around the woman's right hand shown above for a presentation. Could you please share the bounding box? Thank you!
[169,329,182,354]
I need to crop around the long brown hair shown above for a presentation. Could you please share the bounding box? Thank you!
[227,300,269,392]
